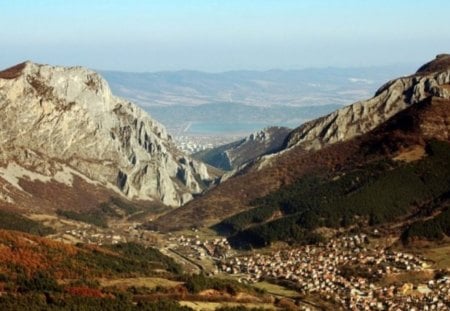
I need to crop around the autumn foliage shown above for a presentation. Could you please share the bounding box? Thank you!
[65,286,105,298]
[0,230,180,281]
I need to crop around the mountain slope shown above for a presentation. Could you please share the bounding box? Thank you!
[193,126,291,170]
[0,229,181,279]
[0,61,213,212]
[149,55,450,232]
[217,97,450,248]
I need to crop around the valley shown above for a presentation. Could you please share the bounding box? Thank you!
[102,66,415,153]
[3,0,450,309]
[0,55,449,310]
[4,208,448,310]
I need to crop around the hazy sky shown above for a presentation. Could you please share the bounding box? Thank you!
[1,0,450,72]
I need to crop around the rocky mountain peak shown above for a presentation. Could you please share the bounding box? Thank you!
[283,56,450,152]
[0,61,212,207]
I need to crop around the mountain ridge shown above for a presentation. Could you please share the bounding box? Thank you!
[283,57,450,151]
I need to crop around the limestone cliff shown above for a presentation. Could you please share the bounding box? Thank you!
[0,61,211,207]
[285,55,450,151]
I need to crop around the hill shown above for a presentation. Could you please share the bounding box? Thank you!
[101,65,413,108]
[0,229,275,310]
[0,229,181,279]
[220,135,450,248]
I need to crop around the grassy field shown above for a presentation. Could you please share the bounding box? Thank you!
[415,244,450,269]
[253,281,300,298]
[179,301,277,311]
[378,270,435,286]
[393,240,450,270]
[98,277,182,289]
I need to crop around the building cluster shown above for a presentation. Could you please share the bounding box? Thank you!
[170,234,232,260]
[174,135,214,154]
[220,234,450,310]
[174,134,243,154]
[55,223,159,245]
[177,141,212,154]
[59,228,127,244]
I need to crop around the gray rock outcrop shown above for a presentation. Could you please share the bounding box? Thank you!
[193,126,291,171]
[0,61,211,207]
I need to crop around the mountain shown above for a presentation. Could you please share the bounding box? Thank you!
[148,54,450,233]
[101,65,414,108]
[220,100,450,248]
[0,61,213,215]
[101,66,414,137]
[192,126,292,171]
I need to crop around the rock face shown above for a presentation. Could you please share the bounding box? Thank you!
[193,126,291,171]
[285,55,450,151]
[0,61,211,207]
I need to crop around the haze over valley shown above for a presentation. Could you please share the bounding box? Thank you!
[1,1,450,310]
[102,65,415,152]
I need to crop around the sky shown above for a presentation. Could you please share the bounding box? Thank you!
[1,0,450,72]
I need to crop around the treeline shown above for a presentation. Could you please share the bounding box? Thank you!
[57,209,109,228]
[0,251,268,310]
[0,293,267,311]
[73,242,183,277]
[0,210,54,236]
[217,140,450,248]
[181,273,264,296]
[0,230,275,310]
[0,238,182,283]
[56,197,132,228]
[216,307,268,311]
[56,196,163,228]
[402,205,450,242]
[0,293,193,311]
[0,240,189,309]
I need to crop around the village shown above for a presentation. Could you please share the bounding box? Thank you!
[219,234,450,310]
[168,234,231,260]
[50,221,232,269]
[47,219,449,310]
[51,222,159,245]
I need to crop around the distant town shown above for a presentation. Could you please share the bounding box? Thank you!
[174,134,243,154]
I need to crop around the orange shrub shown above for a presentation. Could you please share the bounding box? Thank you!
[66,286,105,298]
